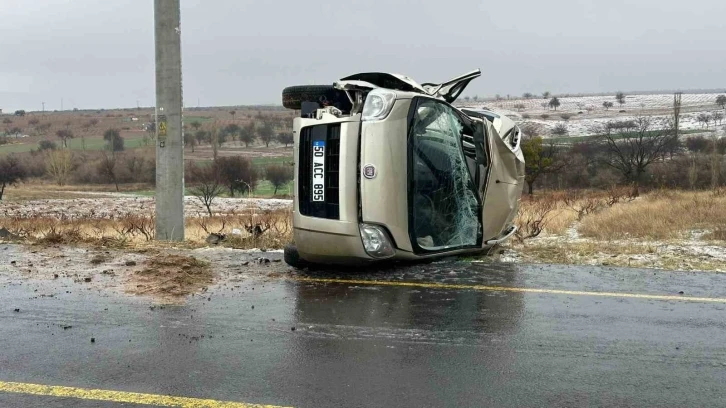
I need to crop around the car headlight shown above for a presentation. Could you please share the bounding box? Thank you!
[359,223,395,258]
[361,89,396,121]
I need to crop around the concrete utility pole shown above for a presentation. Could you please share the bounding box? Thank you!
[154,0,184,241]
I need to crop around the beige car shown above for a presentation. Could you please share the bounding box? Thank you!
[281,70,524,267]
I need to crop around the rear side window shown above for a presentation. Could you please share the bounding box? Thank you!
[409,98,481,252]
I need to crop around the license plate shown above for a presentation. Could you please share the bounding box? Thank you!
[312,140,325,202]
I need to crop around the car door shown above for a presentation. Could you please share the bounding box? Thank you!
[407,97,482,253]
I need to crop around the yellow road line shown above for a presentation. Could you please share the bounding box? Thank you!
[289,277,726,304]
[0,381,291,408]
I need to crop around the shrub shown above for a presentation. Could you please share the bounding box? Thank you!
[38,140,57,151]
[214,156,259,196]
[265,164,294,195]
[0,155,26,200]
[551,123,568,136]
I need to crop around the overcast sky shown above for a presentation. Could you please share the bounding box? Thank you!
[1,0,724,111]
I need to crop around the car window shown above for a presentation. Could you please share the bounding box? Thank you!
[410,99,480,251]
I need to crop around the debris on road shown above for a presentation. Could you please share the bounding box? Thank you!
[127,254,214,301]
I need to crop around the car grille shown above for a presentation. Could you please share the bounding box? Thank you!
[298,124,341,219]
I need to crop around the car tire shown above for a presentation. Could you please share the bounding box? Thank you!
[281,85,352,112]
[284,244,308,268]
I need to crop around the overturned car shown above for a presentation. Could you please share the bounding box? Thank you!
[281,69,524,267]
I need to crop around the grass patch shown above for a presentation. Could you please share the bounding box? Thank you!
[0,208,292,250]
[184,116,214,123]
[0,136,148,154]
[704,229,726,241]
[513,240,726,272]
[251,155,293,167]
[578,190,726,240]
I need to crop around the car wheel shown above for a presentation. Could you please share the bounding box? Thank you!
[282,85,352,112]
[284,244,308,268]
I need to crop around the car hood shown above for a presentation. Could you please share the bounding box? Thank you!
[340,70,481,104]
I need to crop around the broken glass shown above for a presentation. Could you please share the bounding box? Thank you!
[411,99,480,251]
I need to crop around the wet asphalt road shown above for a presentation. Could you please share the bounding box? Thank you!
[2,250,726,407]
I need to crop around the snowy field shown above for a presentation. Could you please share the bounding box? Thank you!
[0,196,292,219]
[458,92,726,137]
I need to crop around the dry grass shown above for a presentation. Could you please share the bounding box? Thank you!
[520,241,657,264]
[0,208,293,250]
[516,192,579,236]
[516,240,726,271]
[703,229,726,241]
[2,181,156,201]
[579,190,726,240]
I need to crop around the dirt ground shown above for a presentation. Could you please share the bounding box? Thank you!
[0,243,285,304]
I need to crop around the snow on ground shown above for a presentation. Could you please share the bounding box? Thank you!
[519,112,724,138]
[0,196,292,219]
[503,222,726,272]
[458,92,726,137]
[475,92,722,113]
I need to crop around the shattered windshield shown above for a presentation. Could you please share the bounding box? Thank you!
[410,99,480,251]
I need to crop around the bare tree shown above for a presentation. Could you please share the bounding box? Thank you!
[276,132,293,147]
[215,156,259,197]
[184,132,197,152]
[521,134,565,195]
[46,150,73,186]
[55,129,74,148]
[600,117,672,190]
[80,119,99,150]
[8,127,22,138]
[239,122,256,147]
[548,97,561,111]
[103,128,124,152]
[551,123,568,136]
[221,123,241,145]
[265,164,293,195]
[615,92,626,107]
[195,130,209,145]
[672,92,682,139]
[190,163,224,216]
[36,122,52,136]
[258,121,275,147]
[210,126,219,160]
[98,151,119,192]
[667,92,683,159]
[515,196,556,242]
[711,133,720,190]
[697,113,712,129]
[712,112,724,126]
[0,155,25,200]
